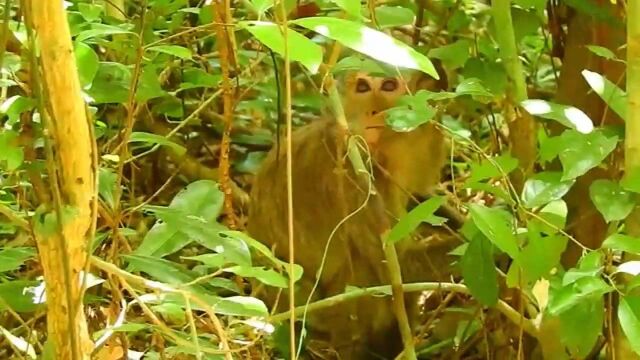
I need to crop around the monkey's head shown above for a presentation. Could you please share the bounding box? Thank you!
[341,64,446,147]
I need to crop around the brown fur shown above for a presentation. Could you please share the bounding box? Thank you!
[247,69,454,359]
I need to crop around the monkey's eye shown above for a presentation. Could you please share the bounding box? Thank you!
[380,79,399,92]
[355,78,372,93]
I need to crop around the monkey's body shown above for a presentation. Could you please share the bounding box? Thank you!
[247,71,452,359]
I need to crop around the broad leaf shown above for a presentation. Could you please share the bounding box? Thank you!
[521,99,594,134]
[0,247,36,273]
[375,6,414,28]
[559,296,604,358]
[146,45,193,60]
[386,196,445,244]
[619,295,640,356]
[129,132,186,155]
[582,69,627,121]
[293,17,438,78]
[460,234,498,306]
[469,204,520,260]
[240,21,322,74]
[521,171,575,208]
[558,129,618,181]
[602,234,640,254]
[589,179,635,222]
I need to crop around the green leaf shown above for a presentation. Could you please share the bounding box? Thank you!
[220,230,303,282]
[74,42,99,87]
[428,40,471,70]
[386,196,445,244]
[180,68,221,90]
[530,200,568,235]
[169,180,225,222]
[385,91,436,132]
[547,276,611,316]
[582,70,627,122]
[134,222,192,258]
[239,21,322,74]
[247,0,273,17]
[0,281,41,312]
[466,153,519,185]
[515,233,567,285]
[586,45,621,62]
[0,130,24,171]
[210,295,269,317]
[123,255,208,292]
[460,234,498,306]
[469,204,520,260]
[0,95,36,126]
[602,234,640,254]
[87,62,131,104]
[589,179,635,222]
[462,58,507,96]
[146,45,193,60]
[454,78,493,102]
[330,0,362,19]
[292,17,438,78]
[521,172,575,208]
[98,168,117,210]
[0,247,36,273]
[129,132,186,155]
[136,65,167,102]
[521,99,594,133]
[78,3,103,22]
[374,6,414,28]
[135,181,226,258]
[558,129,618,181]
[618,295,640,356]
[225,265,289,288]
[76,23,134,42]
[559,296,604,358]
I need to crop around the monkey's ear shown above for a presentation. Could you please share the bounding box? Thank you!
[410,59,448,92]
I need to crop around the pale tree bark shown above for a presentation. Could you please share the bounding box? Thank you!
[30,1,96,359]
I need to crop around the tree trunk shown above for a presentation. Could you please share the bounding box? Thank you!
[30,1,96,359]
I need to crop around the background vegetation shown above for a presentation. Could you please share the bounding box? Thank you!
[0,0,638,359]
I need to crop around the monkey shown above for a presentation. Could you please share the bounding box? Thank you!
[247,64,457,359]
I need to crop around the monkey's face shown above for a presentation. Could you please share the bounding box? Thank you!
[342,72,410,147]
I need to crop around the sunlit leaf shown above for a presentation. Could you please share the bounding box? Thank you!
[240,21,322,74]
[521,99,594,134]
[521,171,575,208]
[0,326,36,359]
[617,261,640,276]
[582,69,627,122]
[74,42,99,87]
[293,17,438,78]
